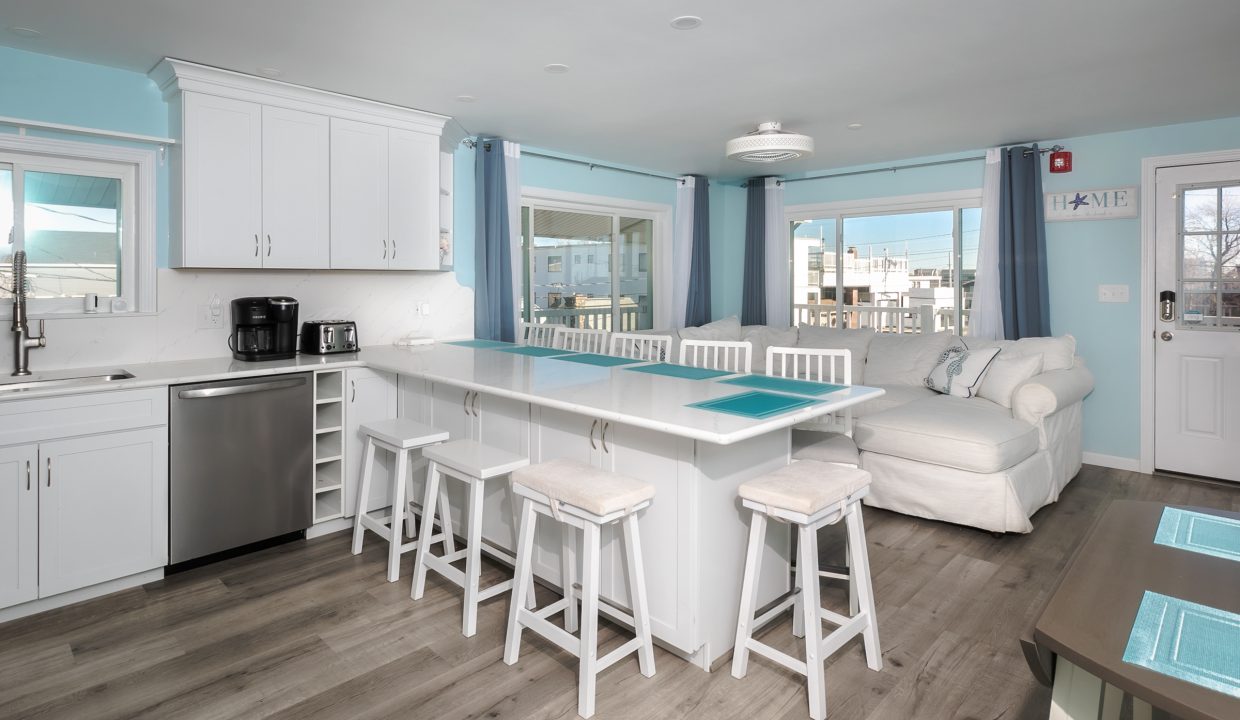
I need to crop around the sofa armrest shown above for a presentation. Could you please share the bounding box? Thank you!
[1011,361,1095,426]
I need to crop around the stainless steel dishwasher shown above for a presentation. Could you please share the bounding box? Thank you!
[169,373,313,564]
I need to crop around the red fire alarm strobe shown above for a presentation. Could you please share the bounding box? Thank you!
[1049,149,1072,173]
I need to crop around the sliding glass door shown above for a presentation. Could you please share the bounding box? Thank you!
[520,204,655,332]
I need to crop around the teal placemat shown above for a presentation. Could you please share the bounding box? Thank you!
[688,391,820,419]
[496,346,575,358]
[625,363,733,381]
[1123,590,1240,698]
[719,374,848,396]
[445,339,514,349]
[551,353,644,368]
[1154,507,1240,563]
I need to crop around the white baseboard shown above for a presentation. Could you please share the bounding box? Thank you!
[1082,452,1141,472]
[0,568,164,624]
[306,516,353,540]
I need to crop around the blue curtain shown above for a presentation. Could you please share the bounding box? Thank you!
[684,175,712,327]
[474,139,516,342]
[741,179,766,325]
[998,144,1051,339]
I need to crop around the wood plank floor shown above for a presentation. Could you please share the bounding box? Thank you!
[1,465,1236,720]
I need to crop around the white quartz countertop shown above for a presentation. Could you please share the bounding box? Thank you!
[0,344,884,445]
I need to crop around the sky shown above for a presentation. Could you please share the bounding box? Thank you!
[795,208,980,272]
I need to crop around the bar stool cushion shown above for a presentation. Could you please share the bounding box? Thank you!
[423,439,529,479]
[792,430,860,466]
[360,418,449,449]
[739,461,871,516]
[512,458,654,517]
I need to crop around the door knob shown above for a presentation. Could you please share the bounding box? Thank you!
[1160,331,1174,342]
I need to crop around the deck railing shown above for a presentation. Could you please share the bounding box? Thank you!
[793,303,935,334]
[532,306,643,331]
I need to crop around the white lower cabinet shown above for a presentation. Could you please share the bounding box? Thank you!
[38,428,168,597]
[0,388,169,614]
[342,367,399,517]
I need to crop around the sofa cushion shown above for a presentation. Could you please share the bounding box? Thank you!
[924,342,1000,398]
[854,395,1039,473]
[977,352,1044,408]
[865,331,956,386]
[853,384,937,417]
[795,325,873,383]
[679,315,741,342]
[971,334,1076,372]
[742,325,799,374]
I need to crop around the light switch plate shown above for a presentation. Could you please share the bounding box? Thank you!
[1098,284,1130,303]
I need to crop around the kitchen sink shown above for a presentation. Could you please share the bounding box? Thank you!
[0,370,135,394]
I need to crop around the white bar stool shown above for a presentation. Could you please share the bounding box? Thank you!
[504,458,656,719]
[350,418,451,583]
[411,439,530,637]
[731,460,882,720]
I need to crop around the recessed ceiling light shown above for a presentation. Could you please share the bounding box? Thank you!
[8,26,42,38]
[455,95,477,103]
[847,123,864,130]
[670,16,703,30]
[543,63,570,74]
[257,67,283,78]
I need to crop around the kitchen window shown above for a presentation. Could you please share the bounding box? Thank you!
[0,134,156,316]
[788,190,981,334]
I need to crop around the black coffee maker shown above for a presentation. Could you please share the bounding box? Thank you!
[230,297,299,361]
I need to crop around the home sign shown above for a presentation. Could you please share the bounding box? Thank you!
[1044,186,1138,221]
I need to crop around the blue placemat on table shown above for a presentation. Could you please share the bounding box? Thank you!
[687,391,820,419]
[719,374,847,397]
[445,339,514,349]
[550,353,644,368]
[624,363,733,381]
[1154,507,1240,563]
[496,346,575,358]
[1122,590,1240,698]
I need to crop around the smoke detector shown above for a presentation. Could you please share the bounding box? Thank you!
[725,122,814,163]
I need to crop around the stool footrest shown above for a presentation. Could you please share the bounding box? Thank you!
[596,598,636,629]
[752,593,800,634]
[597,637,643,673]
[479,541,516,568]
[819,606,852,628]
[820,612,870,659]
[534,597,571,621]
[477,579,514,602]
[745,638,809,677]
[518,608,579,657]
[423,555,467,587]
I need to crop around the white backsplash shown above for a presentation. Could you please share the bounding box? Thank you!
[28,268,474,370]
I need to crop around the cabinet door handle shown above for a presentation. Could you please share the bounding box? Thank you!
[392,238,397,261]
[601,422,610,454]
[46,457,51,488]
[382,238,388,260]
[463,390,470,415]
[589,419,598,450]
[266,234,272,257]
[351,380,356,403]
[254,234,260,257]
[26,460,30,491]
[471,392,480,417]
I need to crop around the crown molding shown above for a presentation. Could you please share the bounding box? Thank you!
[149,58,449,135]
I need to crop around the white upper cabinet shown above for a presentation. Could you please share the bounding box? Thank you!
[152,58,448,272]
[329,118,389,269]
[180,93,263,268]
[262,106,330,269]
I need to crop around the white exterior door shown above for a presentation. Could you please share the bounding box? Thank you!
[343,367,399,515]
[38,428,168,597]
[0,444,38,609]
[1154,161,1240,481]
[261,106,330,269]
[329,118,389,269]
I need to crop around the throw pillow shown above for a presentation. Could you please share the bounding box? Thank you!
[977,352,1044,408]
[865,331,957,387]
[680,315,741,342]
[923,342,1000,398]
[742,325,799,374]
[795,325,874,383]
[969,335,1076,372]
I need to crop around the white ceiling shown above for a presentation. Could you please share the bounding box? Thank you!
[4,1,1240,177]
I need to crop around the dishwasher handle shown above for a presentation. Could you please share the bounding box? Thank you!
[177,376,307,400]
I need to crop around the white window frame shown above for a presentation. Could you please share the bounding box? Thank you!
[520,186,671,330]
[787,189,982,332]
[0,133,156,317]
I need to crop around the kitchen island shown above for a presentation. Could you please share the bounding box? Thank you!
[361,342,884,669]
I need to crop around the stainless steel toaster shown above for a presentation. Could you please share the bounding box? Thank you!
[300,320,358,354]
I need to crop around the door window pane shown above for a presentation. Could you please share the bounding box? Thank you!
[530,208,612,329]
[23,170,121,299]
[960,207,981,336]
[842,210,954,332]
[618,217,653,331]
[1182,187,1218,231]
[791,218,836,324]
[0,166,12,300]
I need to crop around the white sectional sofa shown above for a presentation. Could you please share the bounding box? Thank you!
[660,316,1095,533]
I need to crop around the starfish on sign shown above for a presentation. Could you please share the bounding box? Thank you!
[1069,193,1090,210]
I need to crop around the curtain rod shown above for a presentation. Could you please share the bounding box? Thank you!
[774,144,1063,186]
[0,115,177,146]
[462,139,683,183]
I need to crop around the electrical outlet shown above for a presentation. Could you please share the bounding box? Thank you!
[1097,284,1130,303]
[197,294,225,329]
[420,302,432,316]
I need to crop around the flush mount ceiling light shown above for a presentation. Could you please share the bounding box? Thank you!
[455,95,477,103]
[257,66,283,78]
[7,26,42,38]
[847,122,863,130]
[543,63,570,74]
[725,122,814,163]
[670,15,703,30]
